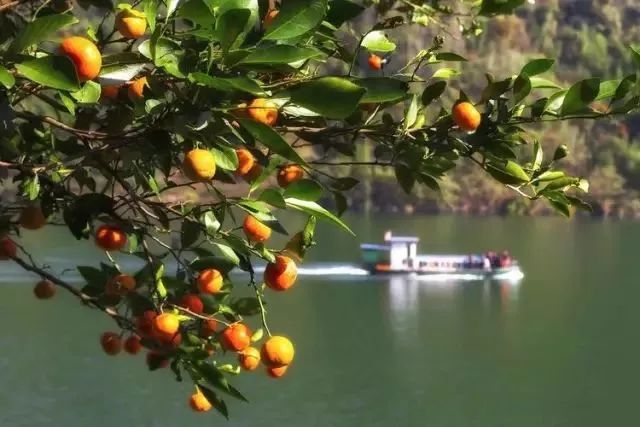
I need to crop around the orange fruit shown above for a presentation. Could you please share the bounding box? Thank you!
[452,101,481,132]
[277,165,304,188]
[243,215,271,243]
[136,310,157,336]
[261,335,295,368]
[239,346,261,371]
[368,54,384,70]
[264,255,298,291]
[267,365,288,378]
[235,148,255,176]
[189,388,212,412]
[115,9,147,39]
[128,76,148,101]
[263,9,279,29]
[201,319,218,337]
[0,237,17,260]
[242,163,263,183]
[182,148,216,182]
[95,225,127,251]
[179,294,204,314]
[146,350,170,370]
[19,205,46,230]
[100,332,122,356]
[59,36,102,82]
[105,274,136,296]
[101,85,120,100]
[197,268,223,294]
[33,279,55,299]
[221,323,251,352]
[153,313,180,342]
[124,335,142,355]
[247,98,278,126]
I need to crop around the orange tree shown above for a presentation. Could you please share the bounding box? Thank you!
[0,0,638,417]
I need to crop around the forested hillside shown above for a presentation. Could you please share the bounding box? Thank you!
[338,0,640,217]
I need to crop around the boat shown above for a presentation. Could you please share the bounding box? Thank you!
[360,231,522,277]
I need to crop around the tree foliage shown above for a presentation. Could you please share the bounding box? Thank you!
[0,0,638,417]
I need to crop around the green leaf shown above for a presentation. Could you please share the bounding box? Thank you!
[356,77,408,104]
[264,0,328,40]
[326,0,364,27]
[258,188,287,208]
[198,385,230,420]
[422,81,447,106]
[283,179,322,201]
[486,160,530,185]
[630,44,640,69]
[479,0,526,16]
[331,177,359,191]
[404,94,419,130]
[432,68,460,79]
[239,45,323,64]
[201,211,221,235]
[290,77,366,119]
[435,52,467,62]
[71,81,101,104]
[16,56,80,91]
[217,8,251,52]
[154,263,167,298]
[11,13,79,53]
[181,220,201,248]
[189,73,266,96]
[285,198,354,235]
[238,119,307,165]
[595,79,622,102]
[394,164,414,194]
[144,0,158,31]
[553,144,569,161]
[212,243,240,266]
[529,76,563,89]
[190,256,237,274]
[361,30,397,53]
[612,74,637,104]
[520,58,555,76]
[560,78,600,116]
[512,74,531,104]
[0,66,15,89]
[210,145,239,170]
[77,266,106,285]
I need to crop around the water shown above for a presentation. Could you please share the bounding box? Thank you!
[1,215,639,426]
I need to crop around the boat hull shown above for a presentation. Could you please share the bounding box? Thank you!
[365,265,522,277]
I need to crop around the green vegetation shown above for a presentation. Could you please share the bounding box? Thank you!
[0,0,638,418]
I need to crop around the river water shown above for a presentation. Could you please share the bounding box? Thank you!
[1,215,638,426]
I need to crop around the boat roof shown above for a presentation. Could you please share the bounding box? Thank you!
[386,236,419,243]
[360,243,390,251]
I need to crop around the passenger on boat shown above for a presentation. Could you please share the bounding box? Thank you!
[499,251,512,268]
[483,255,492,272]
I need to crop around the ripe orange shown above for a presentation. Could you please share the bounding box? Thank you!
[368,54,384,70]
[0,237,17,260]
[239,347,261,371]
[105,274,136,296]
[235,148,255,176]
[95,225,127,251]
[59,36,102,82]
[261,335,295,368]
[242,163,263,183]
[153,313,180,342]
[180,294,204,314]
[19,205,46,230]
[182,148,216,182]
[221,323,251,352]
[201,319,218,337]
[136,310,157,336]
[452,101,481,132]
[247,98,278,126]
[146,350,170,370]
[189,388,212,412]
[243,215,271,243]
[197,268,223,294]
[100,332,122,356]
[33,279,56,299]
[264,255,298,291]
[101,85,120,100]
[277,164,304,188]
[124,335,142,355]
[115,9,147,39]
[128,76,148,101]
[266,365,288,378]
[263,9,279,29]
